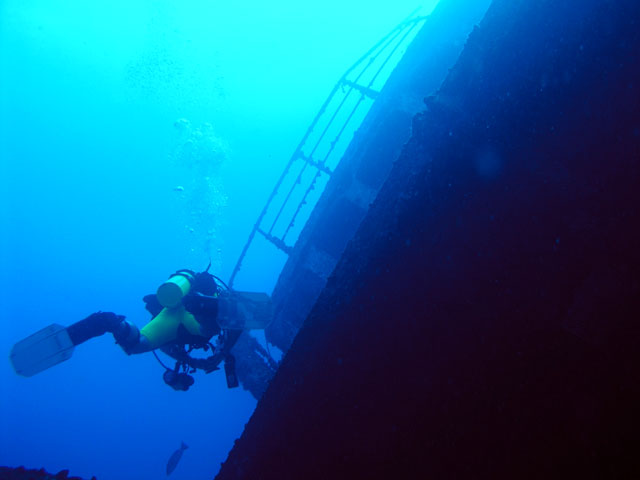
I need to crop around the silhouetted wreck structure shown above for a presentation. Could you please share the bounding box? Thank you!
[223,0,640,477]
[233,0,493,399]
[263,0,493,354]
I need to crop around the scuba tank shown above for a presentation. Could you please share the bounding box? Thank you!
[156,270,196,308]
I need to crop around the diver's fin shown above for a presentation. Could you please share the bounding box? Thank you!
[217,291,273,330]
[9,324,75,377]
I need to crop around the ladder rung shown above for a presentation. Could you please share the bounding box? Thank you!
[257,229,293,255]
[297,152,333,176]
[341,79,380,99]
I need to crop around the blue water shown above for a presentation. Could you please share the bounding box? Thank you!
[0,1,439,479]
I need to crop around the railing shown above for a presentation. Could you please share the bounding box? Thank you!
[229,10,427,288]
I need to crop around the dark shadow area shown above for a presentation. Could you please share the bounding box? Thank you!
[217,0,640,478]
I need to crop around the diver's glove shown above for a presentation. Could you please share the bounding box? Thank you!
[182,292,219,318]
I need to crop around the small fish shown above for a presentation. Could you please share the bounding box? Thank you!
[173,186,185,192]
[166,441,188,476]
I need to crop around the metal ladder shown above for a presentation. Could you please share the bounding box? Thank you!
[229,11,428,288]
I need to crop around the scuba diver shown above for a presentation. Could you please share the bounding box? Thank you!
[9,265,273,391]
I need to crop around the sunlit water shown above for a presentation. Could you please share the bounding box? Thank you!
[0,1,438,479]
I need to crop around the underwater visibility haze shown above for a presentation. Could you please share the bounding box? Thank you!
[0,1,441,479]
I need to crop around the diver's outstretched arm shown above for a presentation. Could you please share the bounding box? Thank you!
[66,312,152,354]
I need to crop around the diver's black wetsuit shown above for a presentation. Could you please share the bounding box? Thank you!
[66,311,138,350]
[65,270,241,390]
